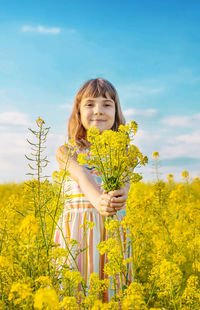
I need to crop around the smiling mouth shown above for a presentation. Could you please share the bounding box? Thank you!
[91,119,106,122]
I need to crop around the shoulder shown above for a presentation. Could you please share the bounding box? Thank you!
[56,144,68,153]
[56,144,79,161]
[55,145,67,158]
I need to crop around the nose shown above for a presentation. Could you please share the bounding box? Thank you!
[94,103,103,114]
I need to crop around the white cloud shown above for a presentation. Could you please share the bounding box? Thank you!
[141,164,200,182]
[0,111,32,127]
[123,108,157,117]
[132,127,200,180]
[160,131,200,159]
[59,104,73,109]
[59,96,75,110]
[0,111,64,182]
[22,25,61,34]
[161,113,200,127]
[118,83,163,101]
[168,131,200,144]
[161,144,200,159]
[0,132,28,155]
[134,129,160,144]
[0,131,30,182]
[0,128,65,183]
[134,157,200,182]
[158,114,200,160]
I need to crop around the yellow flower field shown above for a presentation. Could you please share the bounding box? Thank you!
[1,176,200,309]
[1,120,200,309]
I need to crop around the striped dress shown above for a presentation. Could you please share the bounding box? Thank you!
[53,151,130,298]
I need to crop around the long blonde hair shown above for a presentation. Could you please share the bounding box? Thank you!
[68,78,126,149]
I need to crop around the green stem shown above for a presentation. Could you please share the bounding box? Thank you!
[146,278,157,306]
[49,149,70,247]
[116,218,125,287]
[0,219,7,254]
[109,142,112,176]
[113,277,117,301]
[94,143,107,185]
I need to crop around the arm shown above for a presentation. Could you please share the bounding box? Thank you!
[56,145,117,216]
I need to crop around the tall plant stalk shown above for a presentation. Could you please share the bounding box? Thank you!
[25,118,51,272]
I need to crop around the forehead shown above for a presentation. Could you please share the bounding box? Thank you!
[82,96,114,103]
[81,90,113,100]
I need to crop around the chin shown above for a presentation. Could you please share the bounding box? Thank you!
[89,122,112,132]
[95,126,103,132]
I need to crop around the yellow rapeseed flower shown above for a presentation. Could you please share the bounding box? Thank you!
[89,273,110,298]
[34,287,59,310]
[64,269,82,283]
[152,151,159,160]
[167,173,174,182]
[8,282,32,305]
[181,170,189,179]
[77,121,148,191]
[19,214,38,242]
[36,117,45,127]
[60,296,79,309]
[35,276,52,287]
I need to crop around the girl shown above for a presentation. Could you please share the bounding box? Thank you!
[54,78,130,297]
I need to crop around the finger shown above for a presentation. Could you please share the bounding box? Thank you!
[98,205,116,215]
[101,195,113,204]
[100,198,111,207]
[101,206,115,213]
[111,202,125,207]
[108,189,124,197]
[107,213,117,216]
[101,211,117,216]
[114,204,126,211]
[111,196,126,203]
[104,193,113,200]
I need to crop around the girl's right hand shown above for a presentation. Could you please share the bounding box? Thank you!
[96,191,117,216]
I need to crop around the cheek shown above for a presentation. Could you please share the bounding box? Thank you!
[111,116,115,127]
[80,109,87,120]
[80,110,91,128]
[109,109,116,123]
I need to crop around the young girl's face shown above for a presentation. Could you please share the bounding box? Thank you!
[80,95,115,132]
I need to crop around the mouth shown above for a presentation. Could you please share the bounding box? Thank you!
[91,119,106,122]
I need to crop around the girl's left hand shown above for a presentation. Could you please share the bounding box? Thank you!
[107,188,127,211]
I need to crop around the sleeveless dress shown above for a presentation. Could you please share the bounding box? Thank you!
[53,150,131,299]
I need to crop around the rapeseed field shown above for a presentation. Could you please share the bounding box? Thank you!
[0,119,200,309]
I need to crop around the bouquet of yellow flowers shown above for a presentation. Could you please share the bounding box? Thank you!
[77,121,148,191]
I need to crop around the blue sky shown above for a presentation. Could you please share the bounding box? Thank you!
[0,0,200,182]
